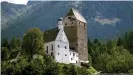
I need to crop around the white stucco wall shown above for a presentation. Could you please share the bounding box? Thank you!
[69,50,79,63]
[44,41,79,64]
[54,41,70,64]
[44,41,55,57]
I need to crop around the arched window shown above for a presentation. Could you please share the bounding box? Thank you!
[46,46,48,54]
[51,45,53,51]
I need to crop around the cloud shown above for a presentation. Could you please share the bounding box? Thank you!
[94,18,120,26]
[1,0,28,5]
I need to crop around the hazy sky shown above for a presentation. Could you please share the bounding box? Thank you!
[1,0,132,5]
[0,0,29,5]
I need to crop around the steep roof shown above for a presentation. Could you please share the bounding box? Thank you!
[66,8,87,23]
[43,26,77,43]
[43,28,59,43]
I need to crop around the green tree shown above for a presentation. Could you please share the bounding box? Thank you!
[93,38,101,46]
[10,37,21,51]
[106,46,133,73]
[22,28,44,59]
[117,37,123,46]
[1,47,11,61]
[61,65,70,75]
[1,38,9,48]
[123,30,133,53]
[69,65,78,75]
[127,31,133,53]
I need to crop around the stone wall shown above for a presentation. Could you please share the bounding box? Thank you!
[64,16,88,61]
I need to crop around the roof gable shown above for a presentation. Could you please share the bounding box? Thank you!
[66,8,87,23]
[55,30,69,42]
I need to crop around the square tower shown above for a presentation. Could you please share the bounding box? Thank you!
[63,8,88,61]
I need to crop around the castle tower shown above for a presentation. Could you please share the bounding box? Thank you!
[63,8,88,61]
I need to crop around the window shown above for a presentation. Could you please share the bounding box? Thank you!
[65,23,67,26]
[71,58,72,60]
[68,17,71,19]
[58,53,60,55]
[51,52,53,56]
[65,54,67,56]
[65,46,67,49]
[46,46,48,54]
[73,53,75,56]
[84,24,86,28]
[58,45,60,48]
[51,45,53,51]
[71,22,73,24]
[76,61,77,63]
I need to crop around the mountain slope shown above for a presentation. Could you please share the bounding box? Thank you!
[1,1,133,39]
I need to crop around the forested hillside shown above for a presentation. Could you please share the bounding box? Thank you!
[1,1,133,39]
[1,28,133,74]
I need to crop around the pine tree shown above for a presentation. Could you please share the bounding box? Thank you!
[117,37,123,46]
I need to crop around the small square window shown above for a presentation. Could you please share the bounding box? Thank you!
[65,54,67,56]
[58,53,60,55]
[84,24,85,26]
[65,46,67,49]
[58,45,60,48]
[65,23,67,25]
[71,22,73,24]
[73,53,75,56]
[68,17,71,19]
[51,52,53,56]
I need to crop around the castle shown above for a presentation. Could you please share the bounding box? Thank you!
[43,8,88,64]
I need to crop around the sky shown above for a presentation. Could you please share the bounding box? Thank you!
[0,0,29,5]
[1,0,133,5]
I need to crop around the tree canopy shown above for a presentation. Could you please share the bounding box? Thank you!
[22,28,44,59]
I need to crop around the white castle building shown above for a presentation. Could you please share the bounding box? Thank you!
[43,8,89,64]
[44,18,79,64]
